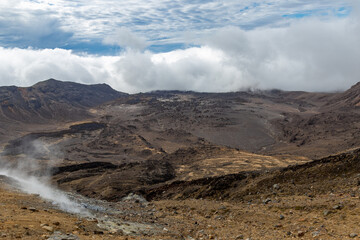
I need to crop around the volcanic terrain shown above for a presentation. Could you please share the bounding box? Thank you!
[1,79,360,239]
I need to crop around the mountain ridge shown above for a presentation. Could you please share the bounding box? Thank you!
[0,78,127,123]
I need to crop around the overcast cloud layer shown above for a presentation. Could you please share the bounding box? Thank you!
[0,0,358,93]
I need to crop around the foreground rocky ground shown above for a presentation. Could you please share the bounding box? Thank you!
[2,181,360,240]
[2,147,360,239]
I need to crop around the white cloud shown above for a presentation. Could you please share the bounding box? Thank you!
[103,28,147,51]
[0,7,359,93]
[199,16,360,91]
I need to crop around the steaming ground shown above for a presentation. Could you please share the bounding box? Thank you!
[0,139,92,216]
[0,167,90,216]
[0,157,168,238]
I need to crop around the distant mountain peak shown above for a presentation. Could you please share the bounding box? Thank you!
[0,79,127,122]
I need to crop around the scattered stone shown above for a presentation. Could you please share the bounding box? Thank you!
[333,204,343,210]
[93,230,104,235]
[350,233,358,238]
[312,231,320,237]
[53,222,60,226]
[323,210,331,216]
[42,226,54,232]
[297,231,305,237]
[274,224,283,228]
[273,184,280,190]
[279,214,285,220]
[235,234,244,239]
[28,207,38,212]
[46,231,80,240]
[122,193,148,205]
[263,198,272,204]
[218,205,227,210]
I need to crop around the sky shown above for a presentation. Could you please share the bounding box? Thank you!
[0,0,359,93]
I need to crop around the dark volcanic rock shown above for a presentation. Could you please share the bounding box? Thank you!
[144,148,360,201]
[2,122,107,156]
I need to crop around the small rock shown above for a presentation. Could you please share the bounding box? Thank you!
[298,231,305,237]
[274,224,282,228]
[93,230,103,235]
[42,226,54,232]
[218,205,227,210]
[323,210,331,216]
[263,198,272,204]
[235,234,244,240]
[350,233,358,238]
[333,204,343,210]
[122,193,148,205]
[312,231,320,237]
[29,207,38,212]
[53,222,60,226]
[279,214,285,220]
[273,184,280,190]
[88,218,98,223]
